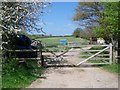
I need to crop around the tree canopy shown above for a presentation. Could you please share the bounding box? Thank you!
[73,2,103,29]
[1,1,50,49]
[72,28,95,40]
[93,2,119,44]
[72,28,81,38]
[1,2,50,33]
[73,2,119,44]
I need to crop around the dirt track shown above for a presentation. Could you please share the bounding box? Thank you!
[27,48,118,88]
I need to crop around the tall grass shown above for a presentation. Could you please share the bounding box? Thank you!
[2,58,44,89]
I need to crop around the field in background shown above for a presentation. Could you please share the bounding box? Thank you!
[35,36,89,47]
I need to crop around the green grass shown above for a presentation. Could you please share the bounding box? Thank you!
[89,46,105,50]
[36,36,88,52]
[80,55,89,58]
[101,64,119,74]
[2,58,45,89]
[36,36,89,47]
[87,60,104,63]
[0,58,2,90]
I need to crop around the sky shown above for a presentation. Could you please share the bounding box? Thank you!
[32,2,78,36]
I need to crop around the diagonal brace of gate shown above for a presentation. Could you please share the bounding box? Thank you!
[77,46,110,66]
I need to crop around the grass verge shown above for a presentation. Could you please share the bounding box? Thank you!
[101,64,119,74]
[2,58,45,89]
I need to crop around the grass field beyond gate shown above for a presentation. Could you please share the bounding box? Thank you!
[35,36,89,47]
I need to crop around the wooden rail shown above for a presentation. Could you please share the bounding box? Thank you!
[77,44,112,66]
[4,41,45,67]
[80,54,109,57]
[81,50,109,52]
[68,42,109,48]
[5,49,40,52]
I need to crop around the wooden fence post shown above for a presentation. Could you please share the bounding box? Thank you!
[39,41,44,67]
[109,43,113,64]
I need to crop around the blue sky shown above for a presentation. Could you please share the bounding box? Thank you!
[33,2,78,36]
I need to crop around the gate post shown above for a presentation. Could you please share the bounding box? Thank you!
[109,43,113,64]
[39,41,44,67]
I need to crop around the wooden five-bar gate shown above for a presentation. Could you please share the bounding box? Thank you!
[68,43,113,66]
[4,40,114,67]
[42,42,114,66]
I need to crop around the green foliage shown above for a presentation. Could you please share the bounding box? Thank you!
[1,2,49,33]
[72,28,95,40]
[88,60,104,63]
[73,28,81,38]
[2,58,18,75]
[0,59,2,90]
[26,34,47,40]
[73,2,102,21]
[2,58,44,88]
[72,2,103,31]
[93,2,119,43]
[89,46,105,50]
[72,2,102,39]
[73,2,119,44]
[1,2,50,50]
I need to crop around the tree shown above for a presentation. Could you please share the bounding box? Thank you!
[93,2,119,44]
[0,1,50,49]
[72,2,102,40]
[1,2,50,32]
[73,28,81,38]
[73,28,95,40]
[73,2,103,29]
[73,2,120,63]
[73,2,119,44]
[97,2,119,63]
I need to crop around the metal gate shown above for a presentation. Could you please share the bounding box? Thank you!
[42,42,113,67]
[68,42,113,66]
[43,45,75,67]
